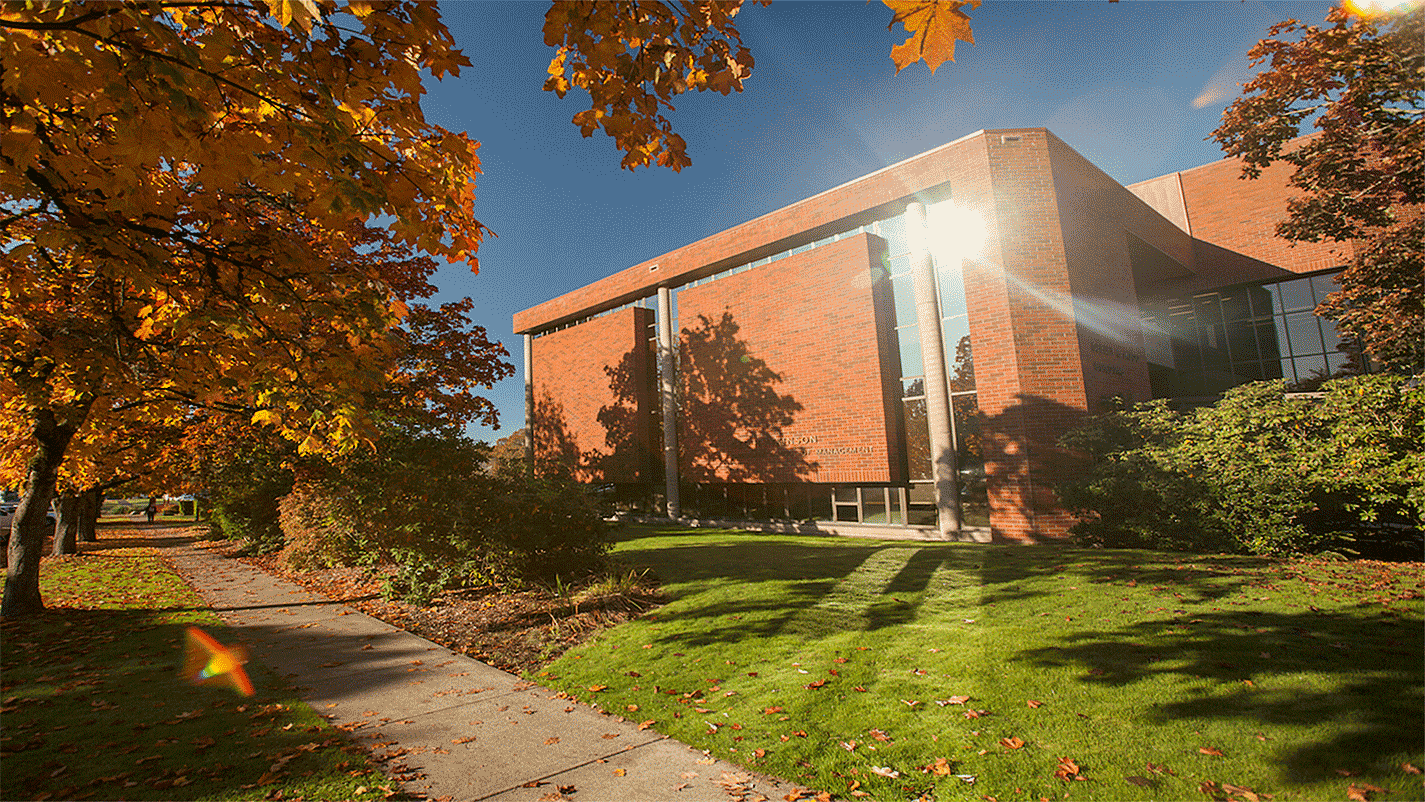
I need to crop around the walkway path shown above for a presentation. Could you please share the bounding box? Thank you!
[158,528,794,802]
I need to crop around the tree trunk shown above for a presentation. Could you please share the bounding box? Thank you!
[53,495,79,556]
[3,406,85,618]
[78,490,100,543]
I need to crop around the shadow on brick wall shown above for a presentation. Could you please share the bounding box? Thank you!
[981,392,1086,541]
[676,311,819,483]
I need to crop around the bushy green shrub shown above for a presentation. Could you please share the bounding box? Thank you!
[1059,375,1423,558]
[273,431,610,603]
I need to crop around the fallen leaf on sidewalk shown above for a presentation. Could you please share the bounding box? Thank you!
[613,768,626,776]
[451,736,476,744]
[544,737,560,745]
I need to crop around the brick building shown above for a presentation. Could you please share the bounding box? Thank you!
[512,128,1362,541]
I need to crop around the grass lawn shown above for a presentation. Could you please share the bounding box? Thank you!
[1,538,398,801]
[539,525,1424,802]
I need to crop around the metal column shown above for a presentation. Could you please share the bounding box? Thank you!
[906,202,962,536]
[657,287,681,518]
[523,332,534,475]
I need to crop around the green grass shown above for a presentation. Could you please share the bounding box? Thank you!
[538,525,1425,801]
[1,545,397,801]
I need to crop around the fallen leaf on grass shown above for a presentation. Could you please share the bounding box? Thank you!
[625,704,639,712]
[870,766,900,778]
[638,720,656,730]
[1221,782,1270,801]
[963,709,989,719]
[839,741,857,751]
[764,706,784,714]
[587,685,607,692]
[1199,747,1226,757]
[1026,699,1044,708]
[804,679,827,690]
[937,695,970,706]
[1347,783,1389,801]
[901,699,920,707]
[1146,762,1176,776]
[999,736,1024,750]
[852,686,867,692]
[926,757,954,776]
[869,728,892,742]
[1054,757,1085,782]
[1403,763,1421,775]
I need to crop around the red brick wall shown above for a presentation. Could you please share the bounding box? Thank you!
[514,131,1010,334]
[674,234,900,484]
[530,308,652,483]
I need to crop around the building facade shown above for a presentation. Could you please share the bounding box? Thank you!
[512,128,1361,541]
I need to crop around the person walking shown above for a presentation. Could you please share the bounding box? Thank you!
[145,498,157,523]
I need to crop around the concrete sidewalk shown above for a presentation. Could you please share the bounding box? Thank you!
[162,534,795,802]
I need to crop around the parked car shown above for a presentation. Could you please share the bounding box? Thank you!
[0,503,57,532]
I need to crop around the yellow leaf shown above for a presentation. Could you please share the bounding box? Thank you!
[884,0,979,74]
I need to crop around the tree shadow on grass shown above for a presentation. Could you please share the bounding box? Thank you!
[0,608,393,801]
[1016,606,1424,780]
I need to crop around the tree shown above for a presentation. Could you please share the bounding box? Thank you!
[1,0,977,616]
[1,0,502,616]
[1212,4,1424,373]
[540,0,979,170]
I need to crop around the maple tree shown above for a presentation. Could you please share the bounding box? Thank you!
[0,0,502,616]
[1212,3,1424,372]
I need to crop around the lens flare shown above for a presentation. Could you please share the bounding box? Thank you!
[181,626,255,696]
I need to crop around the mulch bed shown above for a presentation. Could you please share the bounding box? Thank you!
[220,544,662,675]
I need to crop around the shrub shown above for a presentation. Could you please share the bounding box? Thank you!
[1059,375,1424,558]
[277,481,365,571]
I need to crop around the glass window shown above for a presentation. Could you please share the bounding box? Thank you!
[833,486,858,504]
[862,488,889,524]
[1261,359,1285,380]
[750,257,769,269]
[790,242,812,256]
[878,215,910,256]
[892,273,918,326]
[1320,320,1343,355]
[1194,294,1223,324]
[898,327,924,378]
[1325,350,1350,377]
[903,398,931,481]
[815,236,835,248]
[1310,273,1339,304]
[943,315,971,355]
[947,333,974,392]
[1226,318,1259,363]
[888,489,903,526]
[1285,312,1323,355]
[1293,354,1329,387]
[834,503,860,523]
[1256,320,1284,362]
[936,263,967,316]
[1220,290,1251,323]
[902,378,925,398]
[1277,278,1315,313]
[906,483,937,526]
[885,253,912,277]
[1246,285,1275,318]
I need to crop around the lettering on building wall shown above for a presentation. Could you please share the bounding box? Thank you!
[812,445,874,456]
[776,434,820,446]
[1092,361,1125,377]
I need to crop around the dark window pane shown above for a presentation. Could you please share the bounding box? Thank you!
[834,503,860,522]
[1221,290,1251,323]
[903,378,925,398]
[1262,359,1285,380]
[948,334,975,391]
[1257,320,1284,362]
[1321,319,1343,354]
[1226,319,1259,363]
[833,486,858,504]
[1194,294,1223,324]
[904,398,931,481]
[1246,285,1275,318]
[807,488,832,521]
[1326,350,1351,378]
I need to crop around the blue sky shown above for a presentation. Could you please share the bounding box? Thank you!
[415,0,1335,442]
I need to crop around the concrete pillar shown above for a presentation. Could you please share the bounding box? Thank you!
[906,201,962,535]
[523,333,534,475]
[657,287,681,518]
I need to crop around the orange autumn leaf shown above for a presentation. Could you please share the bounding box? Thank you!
[884,0,980,74]
[1199,746,1226,757]
[999,736,1025,750]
